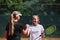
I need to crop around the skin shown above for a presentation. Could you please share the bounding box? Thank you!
[13,15,28,35]
[26,15,45,37]
[14,15,20,22]
[32,15,39,26]
[4,12,28,40]
[4,14,20,40]
[32,15,45,37]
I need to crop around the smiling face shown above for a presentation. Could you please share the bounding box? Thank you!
[16,15,20,21]
[32,15,39,26]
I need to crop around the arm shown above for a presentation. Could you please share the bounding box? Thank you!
[41,31,45,38]
[21,24,30,36]
[41,25,45,38]
[22,28,28,36]
[4,31,8,40]
[4,23,9,40]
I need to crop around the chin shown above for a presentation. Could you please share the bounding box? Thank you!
[33,23,37,25]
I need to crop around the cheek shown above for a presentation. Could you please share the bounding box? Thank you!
[32,19,35,22]
[33,19,38,22]
[17,16,20,20]
[33,20,39,23]
[18,17,20,20]
[32,20,36,23]
[36,19,39,22]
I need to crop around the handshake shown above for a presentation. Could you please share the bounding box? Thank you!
[26,24,30,29]
[22,24,30,36]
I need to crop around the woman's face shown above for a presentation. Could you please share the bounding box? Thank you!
[16,15,20,21]
[32,16,39,25]
[14,15,20,22]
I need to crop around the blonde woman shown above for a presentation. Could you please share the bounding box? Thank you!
[4,11,28,40]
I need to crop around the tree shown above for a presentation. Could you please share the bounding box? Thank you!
[0,0,23,14]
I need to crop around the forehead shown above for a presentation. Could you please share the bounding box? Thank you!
[32,15,39,19]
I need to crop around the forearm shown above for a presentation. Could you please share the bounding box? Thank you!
[42,33,45,38]
[22,28,28,35]
[22,24,30,36]
[4,31,7,40]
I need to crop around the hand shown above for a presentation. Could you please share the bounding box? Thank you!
[42,33,45,38]
[26,24,30,28]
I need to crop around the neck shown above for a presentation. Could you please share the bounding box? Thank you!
[33,23,38,26]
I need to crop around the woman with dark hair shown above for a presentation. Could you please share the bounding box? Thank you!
[4,11,28,40]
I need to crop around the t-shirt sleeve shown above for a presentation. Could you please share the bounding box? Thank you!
[5,23,9,31]
[41,25,44,33]
[19,24,26,30]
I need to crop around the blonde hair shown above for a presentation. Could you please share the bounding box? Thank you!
[9,11,21,35]
[12,11,21,15]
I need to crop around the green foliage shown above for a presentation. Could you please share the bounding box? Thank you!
[5,0,23,7]
[0,0,56,15]
[0,0,60,37]
[0,0,5,4]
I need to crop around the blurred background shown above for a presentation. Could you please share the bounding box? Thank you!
[0,0,60,39]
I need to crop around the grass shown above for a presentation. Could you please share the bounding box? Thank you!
[21,37,60,40]
[0,37,60,40]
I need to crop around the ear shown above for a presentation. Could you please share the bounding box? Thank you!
[38,21,40,23]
